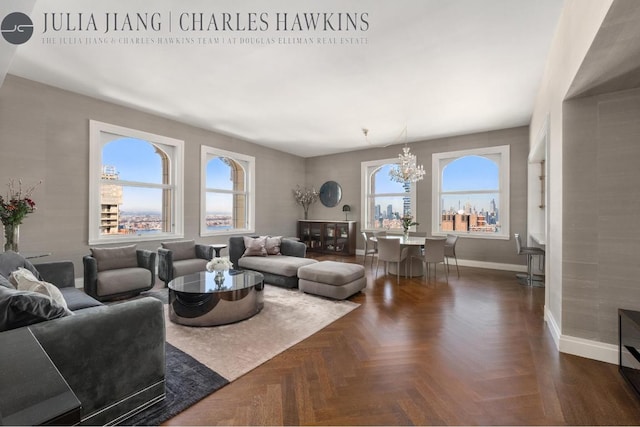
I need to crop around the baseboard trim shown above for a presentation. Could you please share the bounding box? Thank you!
[559,335,618,365]
[544,307,618,365]
[355,250,526,273]
[545,307,561,350]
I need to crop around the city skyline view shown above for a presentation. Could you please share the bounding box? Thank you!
[371,155,500,219]
[103,137,236,214]
[104,141,500,234]
[101,137,236,234]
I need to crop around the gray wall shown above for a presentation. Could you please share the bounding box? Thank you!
[305,126,530,266]
[0,75,306,274]
[563,87,640,344]
[0,74,529,275]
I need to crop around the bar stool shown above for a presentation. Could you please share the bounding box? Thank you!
[514,233,544,287]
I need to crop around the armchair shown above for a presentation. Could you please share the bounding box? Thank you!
[158,240,214,285]
[83,245,156,302]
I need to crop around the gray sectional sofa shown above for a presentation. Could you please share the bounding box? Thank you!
[0,251,165,425]
[228,236,317,288]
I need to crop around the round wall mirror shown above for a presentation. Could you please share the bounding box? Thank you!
[319,181,342,207]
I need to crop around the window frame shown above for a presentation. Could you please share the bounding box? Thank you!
[431,145,510,240]
[360,157,417,232]
[200,145,256,237]
[88,120,184,245]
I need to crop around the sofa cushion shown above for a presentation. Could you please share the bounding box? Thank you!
[265,236,282,256]
[91,245,138,272]
[172,258,208,278]
[9,267,70,311]
[0,286,71,331]
[161,240,196,261]
[238,255,318,277]
[97,267,152,297]
[58,287,103,311]
[243,236,267,257]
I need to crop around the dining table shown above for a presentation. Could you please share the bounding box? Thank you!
[369,234,426,277]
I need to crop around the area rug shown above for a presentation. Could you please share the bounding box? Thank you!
[162,284,360,381]
[120,343,228,426]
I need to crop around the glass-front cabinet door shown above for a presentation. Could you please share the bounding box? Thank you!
[336,223,350,253]
[325,223,336,251]
[310,222,323,250]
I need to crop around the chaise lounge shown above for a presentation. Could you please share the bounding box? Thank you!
[228,235,318,288]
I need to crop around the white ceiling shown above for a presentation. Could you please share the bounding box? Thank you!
[5,0,564,157]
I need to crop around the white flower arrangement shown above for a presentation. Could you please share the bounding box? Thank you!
[206,256,233,272]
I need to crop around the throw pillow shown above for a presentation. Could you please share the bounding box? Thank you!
[0,286,71,332]
[90,245,138,272]
[161,240,196,261]
[10,267,71,312]
[0,250,41,282]
[242,236,268,257]
[265,236,283,255]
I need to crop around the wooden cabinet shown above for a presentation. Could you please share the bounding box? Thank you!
[298,220,357,256]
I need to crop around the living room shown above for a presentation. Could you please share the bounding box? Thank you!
[3,0,640,425]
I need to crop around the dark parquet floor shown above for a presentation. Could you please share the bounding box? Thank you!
[164,254,640,426]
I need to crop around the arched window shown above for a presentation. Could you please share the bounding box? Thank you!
[201,146,255,235]
[432,145,509,238]
[89,121,184,244]
[361,159,416,231]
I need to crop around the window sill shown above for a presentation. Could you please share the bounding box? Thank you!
[200,228,255,237]
[431,231,509,240]
[89,233,184,246]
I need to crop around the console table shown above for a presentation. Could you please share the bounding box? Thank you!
[298,220,357,256]
[0,328,81,425]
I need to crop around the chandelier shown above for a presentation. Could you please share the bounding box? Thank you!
[389,144,425,183]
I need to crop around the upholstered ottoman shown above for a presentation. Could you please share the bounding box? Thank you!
[297,261,366,300]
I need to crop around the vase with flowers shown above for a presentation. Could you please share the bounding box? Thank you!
[292,185,319,220]
[401,213,419,239]
[0,179,41,252]
[206,256,234,286]
[206,256,233,272]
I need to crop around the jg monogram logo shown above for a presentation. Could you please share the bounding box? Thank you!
[1,12,34,45]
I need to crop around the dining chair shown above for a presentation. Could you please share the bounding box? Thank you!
[444,234,460,277]
[409,231,428,256]
[361,231,377,267]
[411,237,448,282]
[375,237,409,283]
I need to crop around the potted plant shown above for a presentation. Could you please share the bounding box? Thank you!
[0,179,41,252]
[401,213,419,238]
[292,185,319,220]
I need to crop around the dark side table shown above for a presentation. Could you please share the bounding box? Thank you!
[619,309,640,398]
[0,328,81,425]
[210,243,227,258]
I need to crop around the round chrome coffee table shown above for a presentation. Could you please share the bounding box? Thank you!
[168,269,264,326]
